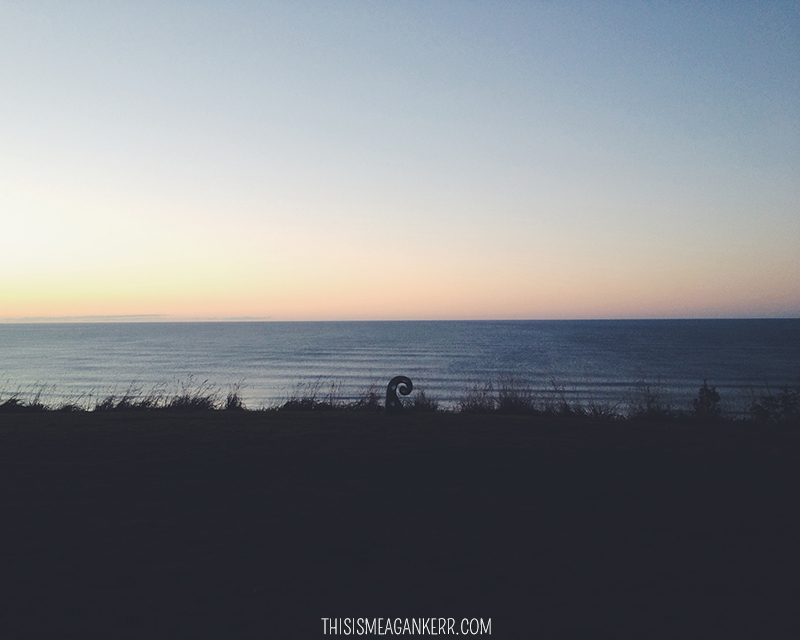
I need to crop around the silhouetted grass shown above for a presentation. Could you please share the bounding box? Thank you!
[0,397,46,413]
[625,381,676,422]
[278,380,441,414]
[163,378,219,411]
[279,379,342,411]
[749,383,800,424]
[545,379,587,417]
[585,390,623,421]
[0,379,246,413]
[690,380,722,421]
[458,382,497,414]
[409,388,439,413]
[1,376,798,426]
[496,376,535,415]
[0,384,50,413]
[347,383,383,412]
[224,386,247,411]
[94,383,158,412]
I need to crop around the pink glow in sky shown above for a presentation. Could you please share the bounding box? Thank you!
[2,2,798,320]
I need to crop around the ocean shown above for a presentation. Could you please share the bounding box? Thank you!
[1,319,798,413]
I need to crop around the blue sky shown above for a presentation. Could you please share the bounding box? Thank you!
[1,1,798,320]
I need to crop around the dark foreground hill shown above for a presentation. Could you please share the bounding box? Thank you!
[1,411,798,638]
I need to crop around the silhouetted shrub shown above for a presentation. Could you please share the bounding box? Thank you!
[691,380,722,421]
[749,385,800,424]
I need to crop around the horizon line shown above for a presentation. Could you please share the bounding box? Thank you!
[1,315,797,324]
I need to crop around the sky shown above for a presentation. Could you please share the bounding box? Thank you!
[1,1,798,321]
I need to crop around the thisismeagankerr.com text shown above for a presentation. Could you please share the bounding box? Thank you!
[321,618,491,636]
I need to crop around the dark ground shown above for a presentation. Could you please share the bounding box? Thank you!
[1,411,798,638]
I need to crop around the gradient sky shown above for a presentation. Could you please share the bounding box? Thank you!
[2,1,798,321]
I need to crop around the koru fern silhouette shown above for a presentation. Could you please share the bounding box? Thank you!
[386,376,412,415]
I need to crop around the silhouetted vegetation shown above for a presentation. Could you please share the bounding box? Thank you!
[749,384,800,424]
[224,388,247,411]
[94,383,158,412]
[625,381,676,422]
[1,377,798,426]
[0,397,46,413]
[279,379,347,411]
[0,387,48,413]
[277,380,438,413]
[410,388,439,413]
[0,379,244,414]
[585,392,623,421]
[347,384,383,412]
[5,405,798,638]
[691,380,722,421]
[458,382,497,414]
[496,376,535,414]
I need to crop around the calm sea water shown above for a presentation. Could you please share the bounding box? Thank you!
[0,320,798,412]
